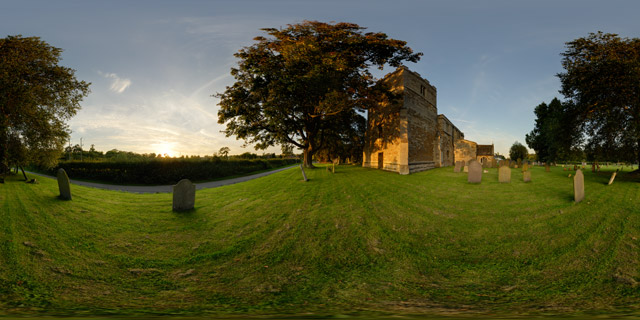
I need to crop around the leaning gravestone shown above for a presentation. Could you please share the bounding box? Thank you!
[523,171,531,182]
[300,164,308,182]
[574,169,584,203]
[468,160,482,183]
[608,170,618,185]
[57,168,72,200]
[499,165,511,183]
[173,179,195,211]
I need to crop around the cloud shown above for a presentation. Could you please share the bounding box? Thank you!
[99,72,132,93]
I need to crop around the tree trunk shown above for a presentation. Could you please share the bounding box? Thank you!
[20,166,28,181]
[303,147,315,168]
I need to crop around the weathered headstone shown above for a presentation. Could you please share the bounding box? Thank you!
[499,166,511,183]
[573,169,584,203]
[454,161,462,173]
[57,168,72,200]
[522,163,529,172]
[492,158,498,168]
[545,164,550,172]
[608,170,618,185]
[173,179,195,211]
[523,170,531,182]
[468,160,482,183]
[300,164,308,182]
[463,165,468,173]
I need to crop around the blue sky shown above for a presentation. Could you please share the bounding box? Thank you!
[3,0,639,156]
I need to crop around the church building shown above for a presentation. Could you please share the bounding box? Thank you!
[362,67,493,174]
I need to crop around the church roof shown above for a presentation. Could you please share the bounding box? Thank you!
[477,144,494,156]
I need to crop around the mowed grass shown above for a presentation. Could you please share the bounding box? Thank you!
[0,164,639,317]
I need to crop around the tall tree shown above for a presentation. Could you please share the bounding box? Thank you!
[0,35,90,177]
[526,98,581,163]
[558,32,640,165]
[216,21,421,167]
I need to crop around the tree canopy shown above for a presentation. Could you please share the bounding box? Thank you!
[525,98,581,163]
[558,32,640,164]
[0,35,90,176]
[216,21,422,167]
[509,141,528,162]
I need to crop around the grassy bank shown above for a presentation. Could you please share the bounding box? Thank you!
[0,165,639,317]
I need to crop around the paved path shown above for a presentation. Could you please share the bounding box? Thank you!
[27,165,297,194]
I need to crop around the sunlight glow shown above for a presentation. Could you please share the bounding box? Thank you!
[152,142,177,158]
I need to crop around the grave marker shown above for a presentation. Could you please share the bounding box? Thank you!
[608,170,618,185]
[574,169,584,203]
[57,168,72,200]
[463,165,468,173]
[454,161,463,173]
[468,160,482,183]
[499,166,511,183]
[523,171,531,182]
[173,179,195,211]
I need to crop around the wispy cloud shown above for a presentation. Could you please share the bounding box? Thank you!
[99,71,132,93]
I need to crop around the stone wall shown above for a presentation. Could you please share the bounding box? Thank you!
[362,71,407,174]
[454,139,478,165]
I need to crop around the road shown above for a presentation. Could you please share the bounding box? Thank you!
[27,165,297,194]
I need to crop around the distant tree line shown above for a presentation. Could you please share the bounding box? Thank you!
[526,32,640,166]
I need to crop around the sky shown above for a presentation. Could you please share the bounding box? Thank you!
[2,0,640,157]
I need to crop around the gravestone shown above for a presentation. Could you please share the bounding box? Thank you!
[509,161,515,168]
[57,168,72,200]
[300,164,308,182]
[498,166,511,183]
[545,164,550,172]
[522,163,529,172]
[173,179,195,211]
[492,158,498,168]
[468,160,482,183]
[463,165,468,173]
[608,170,618,185]
[523,171,531,182]
[573,169,584,203]
[454,161,463,173]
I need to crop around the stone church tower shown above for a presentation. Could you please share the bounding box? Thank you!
[362,67,465,174]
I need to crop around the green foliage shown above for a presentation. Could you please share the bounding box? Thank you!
[558,32,640,164]
[509,141,528,162]
[2,165,639,316]
[0,35,90,172]
[216,21,421,167]
[526,98,582,162]
[38,158,298,184]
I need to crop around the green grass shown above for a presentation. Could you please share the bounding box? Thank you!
[1,165,639,317]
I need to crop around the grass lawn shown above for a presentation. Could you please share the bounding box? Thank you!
[1,164,639,318]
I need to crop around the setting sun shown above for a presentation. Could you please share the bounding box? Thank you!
[152,142,176,157]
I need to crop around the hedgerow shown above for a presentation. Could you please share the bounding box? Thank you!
[39,158,299,184]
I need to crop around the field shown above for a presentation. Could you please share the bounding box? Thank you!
[1,164,639,318]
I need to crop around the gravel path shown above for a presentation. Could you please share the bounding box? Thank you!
[27,165,297,194]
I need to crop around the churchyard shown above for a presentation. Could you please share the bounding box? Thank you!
[1,164,639,317]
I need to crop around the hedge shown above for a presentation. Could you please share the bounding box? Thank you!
[41,158,299,185]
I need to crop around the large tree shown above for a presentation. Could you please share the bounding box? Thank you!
[0,35,90,177]
[525,98,582,163]
[216,21,421,167]
[558,32,640,165]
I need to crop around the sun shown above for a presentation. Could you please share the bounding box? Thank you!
[152,142,176,158]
